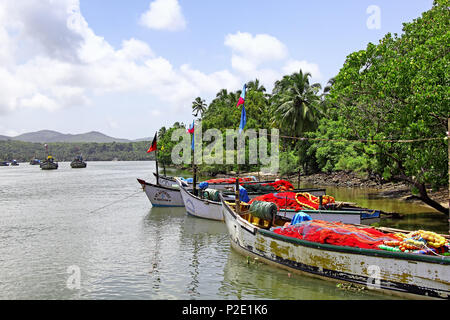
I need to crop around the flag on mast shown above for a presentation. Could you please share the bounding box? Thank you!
[146,132,157,153]
[238,84,247,133]
[236,84,246,108]
[188,121,195,150]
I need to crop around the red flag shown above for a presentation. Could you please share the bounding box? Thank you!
[146,133,157,153]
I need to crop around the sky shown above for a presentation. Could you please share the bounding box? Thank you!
[0,0,434,140]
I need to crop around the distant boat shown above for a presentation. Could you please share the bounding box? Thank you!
[10,160,19,166]
[71,155,87,168]
[30,159,41,165]
[0,161,9,166]
[40,155,58,170]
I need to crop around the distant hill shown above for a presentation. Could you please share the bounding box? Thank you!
[4,130,134,143]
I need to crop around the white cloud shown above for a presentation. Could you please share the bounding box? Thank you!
[225,32,288,73]
[140,0,186,31]
[282,59,322,80]
[0,0,322,130]
[223,31,321,91]
[0,0,237,116]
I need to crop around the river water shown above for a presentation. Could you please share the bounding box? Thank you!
[0,161,447,300]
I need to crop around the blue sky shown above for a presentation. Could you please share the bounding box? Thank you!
[0,0,433,140]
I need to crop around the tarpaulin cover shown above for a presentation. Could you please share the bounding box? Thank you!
[272,220,400,250]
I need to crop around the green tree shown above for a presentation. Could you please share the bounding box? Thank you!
[323,0,449,214]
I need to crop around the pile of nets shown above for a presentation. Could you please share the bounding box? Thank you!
[379,230,450,255]
[204,177,256,184]
[249,192,335,211]
[272,220,400,250]
[243,180,294,193]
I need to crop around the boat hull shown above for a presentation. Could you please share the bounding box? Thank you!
[221,199,450,300]
[40,162,58,170]
[276,209,380,225]
[177,178,224,221]
[71,161,87,168]
[137,179,184,207]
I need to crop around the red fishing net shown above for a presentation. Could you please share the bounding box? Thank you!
[262,180,294,191]
[204,177,255,184]
[249,192,335,211]
[273,220,400,250]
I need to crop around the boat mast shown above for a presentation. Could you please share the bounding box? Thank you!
[155,139,160,186]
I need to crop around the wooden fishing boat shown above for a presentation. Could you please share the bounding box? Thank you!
[221,197,450,300]
[40,156,58,170]
[29,159,41,165]
[153,172,260,190]
[70,156,87,168]
[275,208,380,225]
[176,177,226,220]
[176,178,366,223]
[137,178,185,207]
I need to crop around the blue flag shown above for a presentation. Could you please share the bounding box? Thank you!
[188,121,195,150]
[238,84,247,134]
[239,104,246,134]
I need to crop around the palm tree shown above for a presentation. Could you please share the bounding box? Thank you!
[271,70,323,136]
[247,78,266,93]
[271,70,323,177]
[192,97,207,118]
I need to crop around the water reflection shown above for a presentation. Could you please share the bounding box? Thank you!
[219,251,397,300]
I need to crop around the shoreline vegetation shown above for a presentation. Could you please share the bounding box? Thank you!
[1,2,448,216]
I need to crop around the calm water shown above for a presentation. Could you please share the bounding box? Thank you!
[0,161,447,300]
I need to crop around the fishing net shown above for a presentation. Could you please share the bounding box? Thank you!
[249,192,335,211]
[272,220,400,250]
[204,177,256,184]
[243,180,294,192]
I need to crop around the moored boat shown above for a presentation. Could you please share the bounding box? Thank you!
[221,197,450,299]
[176,177,226,220]
[175,178,332,222]
[153,172,259,189]
[40,155,58,170]
[137,178,185,207]
[70,155,87,168]
[30,158,41,165]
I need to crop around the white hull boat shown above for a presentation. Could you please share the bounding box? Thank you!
[137,178,185,207]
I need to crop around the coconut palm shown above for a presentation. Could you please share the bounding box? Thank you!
[192,97,207,118]
[271,70,323,136]
[247,78,266,93]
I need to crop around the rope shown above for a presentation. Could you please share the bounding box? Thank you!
[88,190,142,214]
[269,133,447,143]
